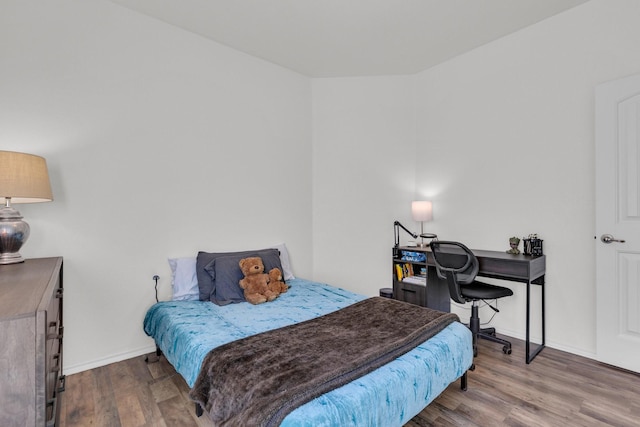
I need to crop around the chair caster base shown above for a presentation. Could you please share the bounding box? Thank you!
[481,327,496,337]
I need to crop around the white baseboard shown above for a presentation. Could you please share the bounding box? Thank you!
[496,327,597,361]
[544,340,597,360]
[63,344,157,376]
[492,326,539,344]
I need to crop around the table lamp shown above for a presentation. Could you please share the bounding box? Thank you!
[0,151,53,264]
[412,200,434,247]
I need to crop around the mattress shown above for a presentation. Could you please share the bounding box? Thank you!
[143,278,473,426]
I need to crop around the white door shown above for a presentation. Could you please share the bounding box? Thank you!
[595,74,640,373]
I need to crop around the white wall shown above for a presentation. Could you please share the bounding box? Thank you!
[416,0,640,355]
[4,0,640,373]
[311,0,640,358]
[0,0,312,373]
[312,76,417,296]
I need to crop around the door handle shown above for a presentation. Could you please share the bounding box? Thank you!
[601,234,626,244]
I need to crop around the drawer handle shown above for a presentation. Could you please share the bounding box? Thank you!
[50,353,61,372]
[58,375,66,393]
[47,325,63,340]
[401,288,416,293]
[46,397,57,427]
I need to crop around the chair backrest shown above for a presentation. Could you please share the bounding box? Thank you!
[429,241,479,304]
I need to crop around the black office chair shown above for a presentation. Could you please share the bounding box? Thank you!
[430,240,513,357]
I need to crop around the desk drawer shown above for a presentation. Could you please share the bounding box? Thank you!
[393,282,426,307]
[478,258,529,281]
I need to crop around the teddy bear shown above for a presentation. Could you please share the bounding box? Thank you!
[238,257,279,304]
[268,267,288,295]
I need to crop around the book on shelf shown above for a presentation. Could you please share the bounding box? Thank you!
[396,262,417,281]
[395,264,404,281]
[402,263,413,278]
[402,275,426,285]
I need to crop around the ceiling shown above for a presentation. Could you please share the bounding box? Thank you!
[109,0,590,78]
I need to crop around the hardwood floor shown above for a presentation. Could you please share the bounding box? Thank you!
[60,335,640,427]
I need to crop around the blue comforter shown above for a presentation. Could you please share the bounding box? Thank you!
[144,279,473,427]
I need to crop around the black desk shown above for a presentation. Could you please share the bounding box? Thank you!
[397,246,546,363]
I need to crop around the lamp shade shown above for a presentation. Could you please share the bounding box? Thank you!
[411,201,432,222]
[0,151,53,204]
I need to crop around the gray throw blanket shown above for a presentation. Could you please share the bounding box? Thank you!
[189,297,459,427]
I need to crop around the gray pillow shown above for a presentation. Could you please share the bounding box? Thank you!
[196,248,282,303]
[203,255,247,306]
[204,249,283,306]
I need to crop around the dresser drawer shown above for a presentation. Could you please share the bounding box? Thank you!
[46,335,62,397]
[0,257,64,427]
[45,281,64,426]
[46,287,63,354]
[47,287,62,328]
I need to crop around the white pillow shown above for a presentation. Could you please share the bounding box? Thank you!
[168,257,199,301]
[272,243,295,280]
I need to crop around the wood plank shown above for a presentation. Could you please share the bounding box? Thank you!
[170,370,216,427]
[60,336,640,427]
[62,369,96,426]
[113,389,145,427]
[133,385,167,427]
[146,355,175,380]
[125,356,156,386]
[579,399,640,426]
[420,335,640,427]
[149,376,181,403]
[157,395,198,427]
[92,366,122,427]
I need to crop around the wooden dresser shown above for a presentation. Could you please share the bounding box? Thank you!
[0,257,64,427]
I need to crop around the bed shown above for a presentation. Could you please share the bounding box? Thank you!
[144,271,473,426]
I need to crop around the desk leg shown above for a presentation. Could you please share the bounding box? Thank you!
[526,276,546,364]
[526,280,530,361]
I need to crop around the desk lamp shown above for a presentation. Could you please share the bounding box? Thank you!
[393,221,417,258]
[412,201,435,247]
[0,151,53,264]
